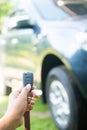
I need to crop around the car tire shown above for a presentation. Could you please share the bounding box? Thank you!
[45,66,87,130]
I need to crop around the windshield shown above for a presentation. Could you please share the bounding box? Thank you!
[66,3,87,15]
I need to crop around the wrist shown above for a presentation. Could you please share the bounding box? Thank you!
[0,113,22,130]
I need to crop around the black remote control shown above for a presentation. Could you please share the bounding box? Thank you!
[23,72,33,87]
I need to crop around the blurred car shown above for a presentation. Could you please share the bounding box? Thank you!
[1,0,87,130]
[2,9,40,44]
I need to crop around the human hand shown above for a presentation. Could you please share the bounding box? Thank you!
[4,84,40,130]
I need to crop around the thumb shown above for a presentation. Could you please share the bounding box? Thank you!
[20,84,31,98]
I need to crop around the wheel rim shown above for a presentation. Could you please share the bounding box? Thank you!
[49,80,70,128]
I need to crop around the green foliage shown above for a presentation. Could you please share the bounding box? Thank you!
[0,1,12,32]
[0,1,11,17]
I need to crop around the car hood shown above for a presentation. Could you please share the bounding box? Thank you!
[41,15,87,32]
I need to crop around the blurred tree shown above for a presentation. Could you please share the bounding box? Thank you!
[0,0,12,33]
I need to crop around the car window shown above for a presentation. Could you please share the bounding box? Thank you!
[32,0,70,20]
[66,3,87,15]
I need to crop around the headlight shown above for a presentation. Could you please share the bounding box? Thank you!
[76,32,87,51]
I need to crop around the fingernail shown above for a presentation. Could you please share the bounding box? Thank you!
[26,84,31,89]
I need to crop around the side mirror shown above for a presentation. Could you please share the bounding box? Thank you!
[11,19,41,35]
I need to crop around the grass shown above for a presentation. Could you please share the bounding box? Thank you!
[0,96,58,130]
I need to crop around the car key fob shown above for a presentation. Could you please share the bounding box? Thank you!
[23,72,33,88]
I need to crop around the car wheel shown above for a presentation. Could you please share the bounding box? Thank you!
[45,66,87,130]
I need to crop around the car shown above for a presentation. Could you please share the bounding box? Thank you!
[1,0,87,130]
